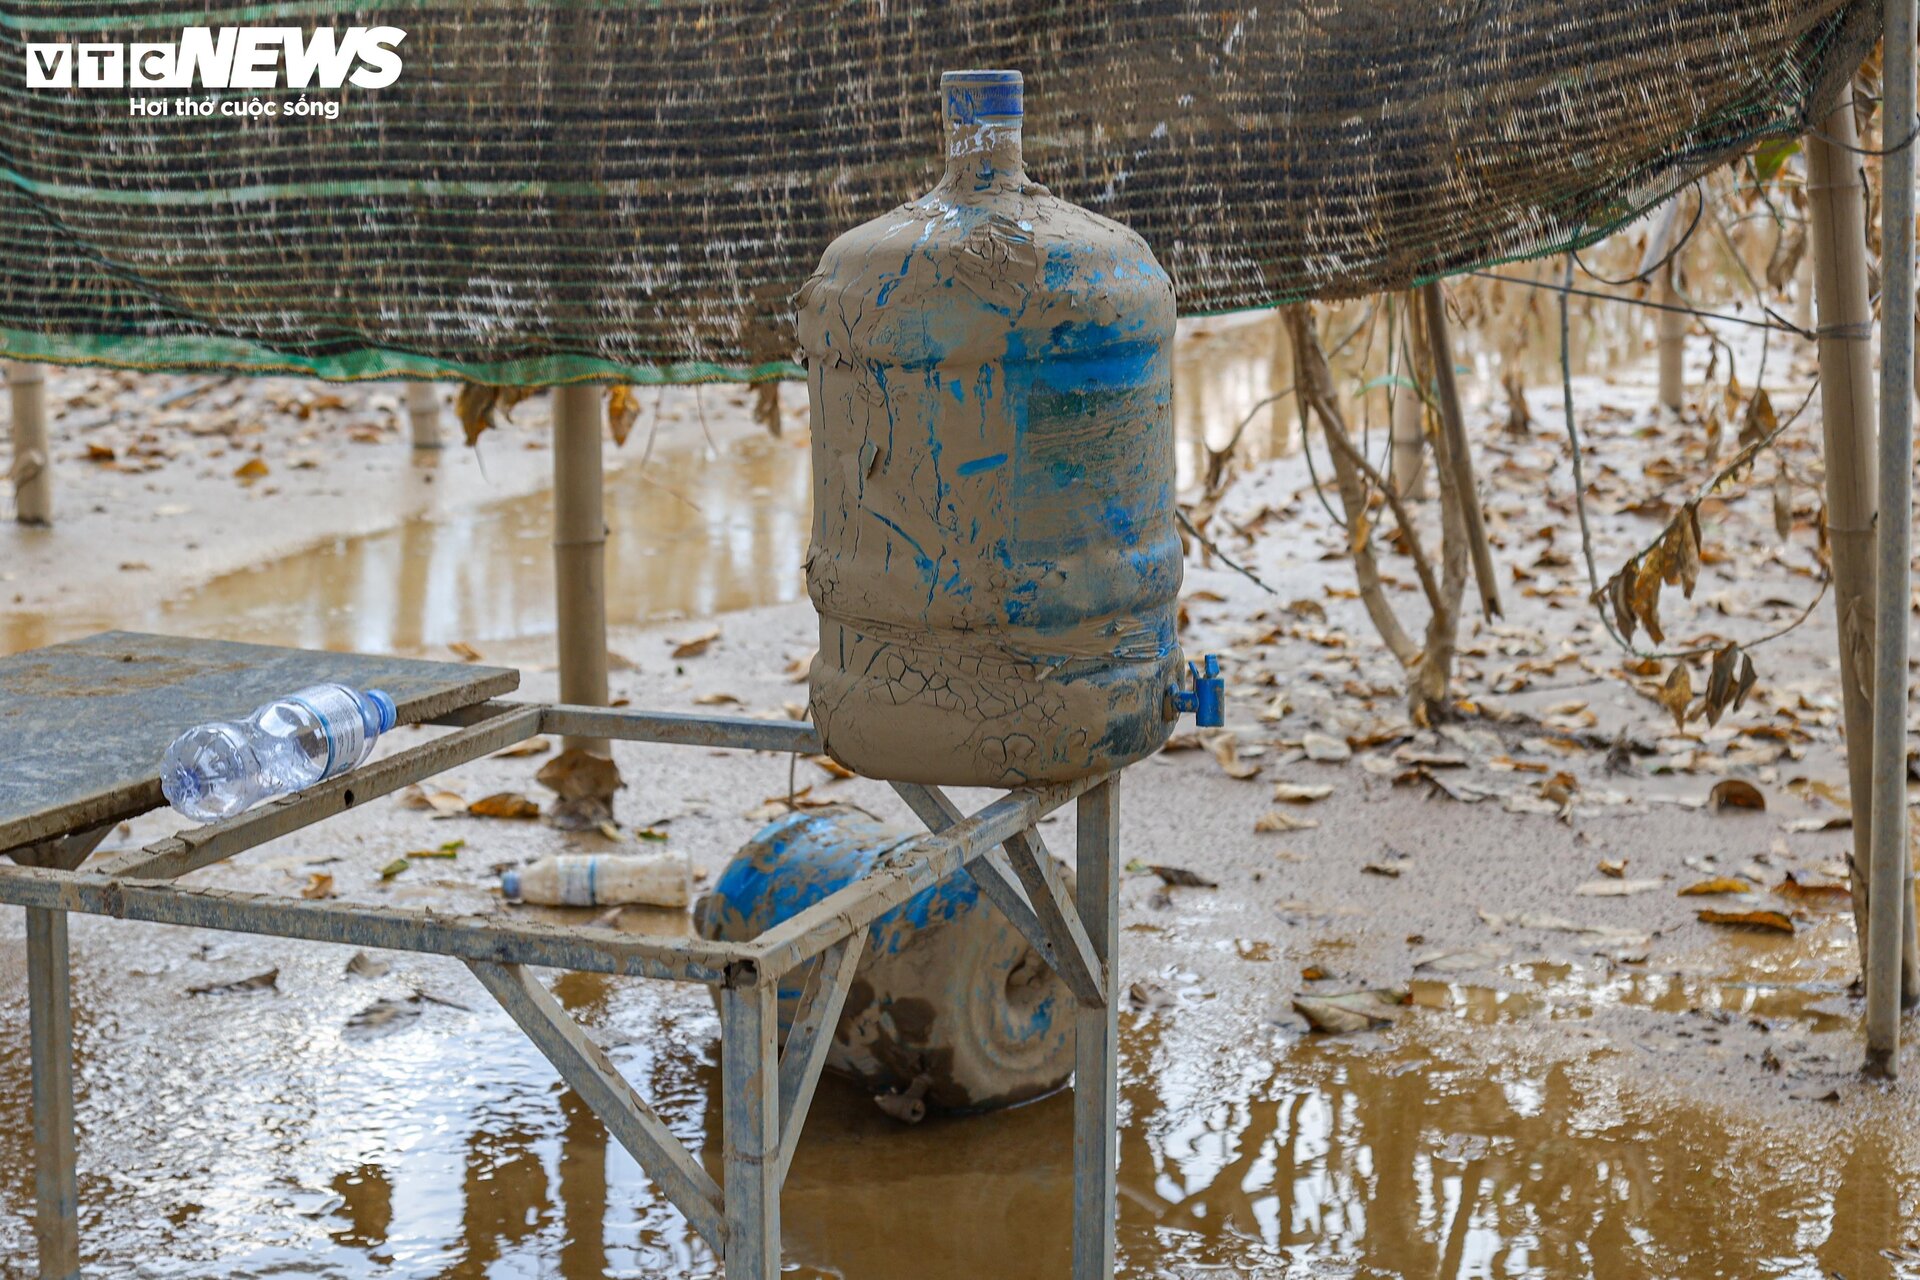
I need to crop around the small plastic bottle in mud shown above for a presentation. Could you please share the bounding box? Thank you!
[501,853,691,909]
[160,684,397,822]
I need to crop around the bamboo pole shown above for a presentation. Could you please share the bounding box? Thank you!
[1866,0,1917,1077]
[552,384,611,758]
[1806,105,1890,994]
[405,381,444,449]
[1390,293,1428,499]
[1418,282,1503,620]
[1655,260,1687,414]
[6,361,51,525]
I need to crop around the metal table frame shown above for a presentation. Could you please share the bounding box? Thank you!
[0,697,1124,1279]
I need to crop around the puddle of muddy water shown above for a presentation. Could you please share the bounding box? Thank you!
[1,925,1901,1280]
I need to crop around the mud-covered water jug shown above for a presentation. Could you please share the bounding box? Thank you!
[796,68,1183,788]
[694,806,1075,1113]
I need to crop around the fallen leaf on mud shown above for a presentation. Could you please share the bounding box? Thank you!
[232,457,269,482]
[1303,733,1352,763]
[1538,771,1579,805]
[400,785,467,816]
[1698,907,1795,934]
[299,872,335,899]
[1148,864,1218,888]
[1783,815,1851,832]
[1126,980,1180,1012]
[808,754,857,780]
[1294,988,1409,1033]
[1774,872,1852,907]
[379,858,410,879]
[1412,943,1511,973]
[187,968,278,996]
[1598,859,1628,878]
[408,840,463,860]
[85,442,115,462]
[493,736,552,758]
[1679,877,1752,896]
[1254,809,1319,834]
[537,750,625,802]
[1575,878,1663,896]
[694,691,742,706]
[468,792,541,819]
[1271,782,1334,803]
[1362,860,1409,878]
[1708,779,1767,812]
[345,995,423,1039]
[1209,734,1263,780]
[1300,965,1330,981]
[446,640,483,662]
[671,628,720,658]
[344,952,390,979]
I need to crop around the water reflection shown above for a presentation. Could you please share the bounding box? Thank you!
[0,934,1904,1278]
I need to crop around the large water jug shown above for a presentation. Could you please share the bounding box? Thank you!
[796,69,1182,787]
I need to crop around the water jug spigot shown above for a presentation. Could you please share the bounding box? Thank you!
[1167,655,1224,727]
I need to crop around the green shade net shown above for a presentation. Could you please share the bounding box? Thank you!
[0,0,1877,386]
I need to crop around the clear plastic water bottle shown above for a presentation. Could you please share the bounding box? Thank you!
[160,684,397,822]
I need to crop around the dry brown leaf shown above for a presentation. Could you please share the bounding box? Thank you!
[493,736,553,759]
[447,640,483,662]
[1659,663,1693,729]
[606,385,641,446]
[1575,878,1663,896]
[536,750,624,802]
[1698,907,1794,934]
[400,785,467,816]
[1598,858,1628,878]
[1293,988,1409,1033]
[1271,782,1333,804]
[1679,876,1752,895]
[694,691,742,706]
[1708,779,1767,812]
[1254,809,1320,834]
[300,872,335,900]
[671,628,720,659]
[1148,864,1218,888]
[809,754,856,780]
[1774,872,1852,906]
[233,457,269,481]
[468,792,541,819]
[454,383,534,445]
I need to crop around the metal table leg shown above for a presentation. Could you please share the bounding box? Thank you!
[722,976,780,1279]
[27,905,78,1279]
[1073,777,1120,1279]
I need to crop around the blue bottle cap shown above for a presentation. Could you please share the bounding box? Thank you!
[501,869,521,899]
[942,69,1022,124]
[366,688,397,734]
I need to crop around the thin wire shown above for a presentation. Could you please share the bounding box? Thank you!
[1573,180,1705,286]
[1467,269,1815,338]
[1558,255,1605,598]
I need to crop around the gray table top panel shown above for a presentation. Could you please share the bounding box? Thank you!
[0,631,518,850]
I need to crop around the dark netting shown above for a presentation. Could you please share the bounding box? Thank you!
[0,1,1878,385]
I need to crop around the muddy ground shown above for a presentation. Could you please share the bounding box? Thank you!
[4,306,1920,1278]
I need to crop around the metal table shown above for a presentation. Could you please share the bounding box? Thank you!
[0,632,1123,1279]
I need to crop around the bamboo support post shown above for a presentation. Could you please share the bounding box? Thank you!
[551,384,611,757]
[405,381,443,449]
[1656,260,1687,413]
[6,361,51,525]
[1418,282,1503,619]
[1807,106,1899,995]
[1866,0,1918,1077]
[1390,293,1428,499]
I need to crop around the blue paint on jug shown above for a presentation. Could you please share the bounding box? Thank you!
[695,806,1076,1112]
[798,69,1185,788]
